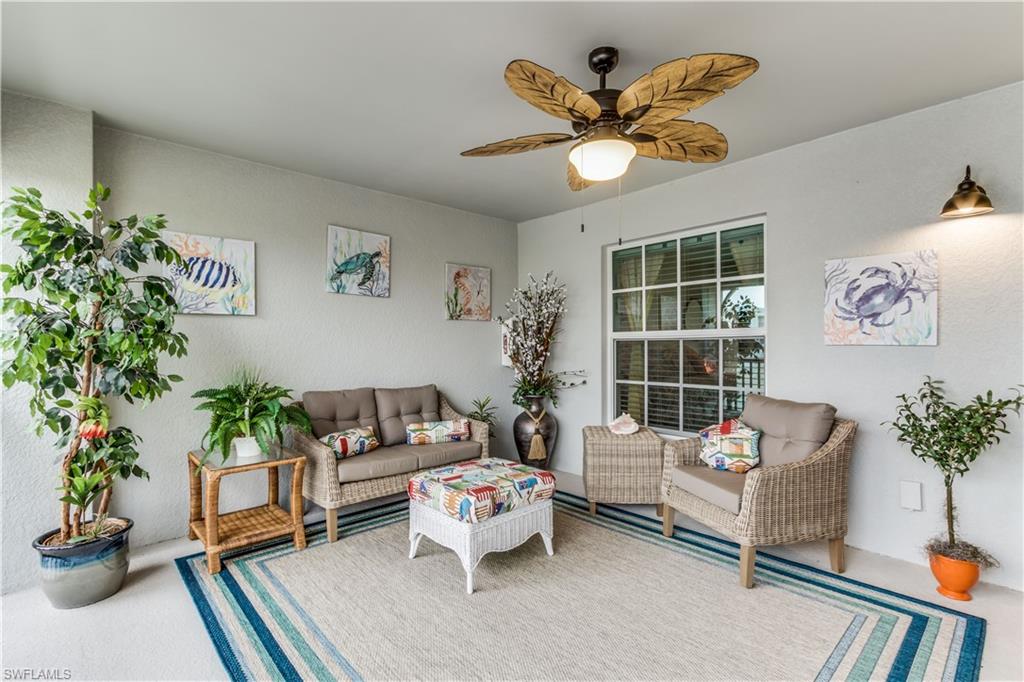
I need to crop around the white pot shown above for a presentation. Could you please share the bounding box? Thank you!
[233,436,263,459]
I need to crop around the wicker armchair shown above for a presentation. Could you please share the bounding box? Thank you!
[661,417,857,588]
[287,393,488,542]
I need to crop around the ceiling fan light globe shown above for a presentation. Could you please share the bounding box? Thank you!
[568,139,637,182]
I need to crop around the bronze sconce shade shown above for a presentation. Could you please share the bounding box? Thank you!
[940,165,993,218]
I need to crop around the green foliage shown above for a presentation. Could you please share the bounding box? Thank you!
[467,396,498,437]
[193,369,311,463]
[887,378,1023,480]
[65,514,115,545]
[445,288,463,320]
[885,376,1023,556]
[720,293,758,328]
[511,371,586,410]
[57,462,111,511]
[1,185,188,542]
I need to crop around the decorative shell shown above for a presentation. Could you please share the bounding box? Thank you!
[609,412,640,435]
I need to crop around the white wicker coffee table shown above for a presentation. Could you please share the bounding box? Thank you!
[407,458,555,594]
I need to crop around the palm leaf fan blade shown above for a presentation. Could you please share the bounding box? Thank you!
[566,163,594,192]
[631,120,728,163]
[462,133,575,157]
[617,54,759,124]
[503,60,602,123]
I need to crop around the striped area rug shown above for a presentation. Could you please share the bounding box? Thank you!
[176,492,985,681]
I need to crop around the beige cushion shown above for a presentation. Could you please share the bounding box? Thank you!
[375,385,441,446]
[303,388,380,440]
[671,465,747,515]
[336,446,419,483]
[389,441,482,470]
[740,394,837,467]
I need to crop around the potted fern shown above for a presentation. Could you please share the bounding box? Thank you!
[886,377,1023,600]
[2,185,188,608]
[193,370,311,462]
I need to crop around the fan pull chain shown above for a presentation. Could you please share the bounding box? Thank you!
[580,144,586,233]
[614,175,622,246]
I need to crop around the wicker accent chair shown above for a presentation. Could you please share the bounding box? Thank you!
[287,388,488,542]
[661,396,857,588]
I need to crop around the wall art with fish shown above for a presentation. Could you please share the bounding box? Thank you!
[163,231,256,315]
[444,263,491,321]
[824,249,938,345]
[326,225,390,297]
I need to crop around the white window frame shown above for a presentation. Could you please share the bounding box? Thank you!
[604,215,769,437]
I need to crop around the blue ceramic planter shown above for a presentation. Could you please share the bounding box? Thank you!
[32,519,133,609]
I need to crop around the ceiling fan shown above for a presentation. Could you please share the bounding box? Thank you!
[461,46,758,191]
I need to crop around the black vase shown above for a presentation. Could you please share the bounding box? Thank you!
[513,396,558,469]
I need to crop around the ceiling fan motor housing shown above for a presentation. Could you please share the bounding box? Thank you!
[588,46,620,75]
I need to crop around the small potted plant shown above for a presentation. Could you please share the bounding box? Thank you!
[2,185,188,608]
[886,377,1023,601]
[467,396,499,439]
[193,369,311,462]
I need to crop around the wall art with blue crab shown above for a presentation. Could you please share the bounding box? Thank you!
[325,224,390,297]
[163,231,256,315]
[824,249,937,345]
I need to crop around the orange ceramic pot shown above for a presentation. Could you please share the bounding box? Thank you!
[929,553,980,601]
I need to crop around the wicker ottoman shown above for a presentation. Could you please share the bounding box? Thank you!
[582,426,665,516]
[407,458,555,594]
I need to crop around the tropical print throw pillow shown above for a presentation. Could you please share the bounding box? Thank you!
[699,419,761,473]
[320,426,379,459]
[406,419,471,445]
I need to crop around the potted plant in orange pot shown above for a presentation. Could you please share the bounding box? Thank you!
[886,377,1022,601]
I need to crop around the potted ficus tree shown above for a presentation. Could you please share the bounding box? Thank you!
[886,377,1023,601]
[2,185,188,609]
[192,369,311,463]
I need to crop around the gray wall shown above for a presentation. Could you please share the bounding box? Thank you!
[93,126,519,547]
[1,96,519,593]
[1,92,94,594]
[517,83,1023,589]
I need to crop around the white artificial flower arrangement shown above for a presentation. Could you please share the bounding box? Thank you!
[498,272,585,409]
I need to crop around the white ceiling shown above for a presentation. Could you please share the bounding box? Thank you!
[3,2,1022,223]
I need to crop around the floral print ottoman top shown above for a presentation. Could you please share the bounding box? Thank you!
[407,458,556,523]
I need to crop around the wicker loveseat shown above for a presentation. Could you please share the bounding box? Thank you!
[661,395,857,588]
[287,384,488,542]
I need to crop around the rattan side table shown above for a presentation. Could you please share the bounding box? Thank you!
[582,426,665,516]
[188,447,307,573]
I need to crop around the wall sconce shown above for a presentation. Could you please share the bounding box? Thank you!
[940,165,993,218]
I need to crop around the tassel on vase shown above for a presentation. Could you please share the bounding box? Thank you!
[528,432,547,461]
[527,407,548,461]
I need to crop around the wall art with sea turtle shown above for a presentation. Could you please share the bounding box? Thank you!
[326,225,390,297]
[823,249,938,345]
[163,231,255,315]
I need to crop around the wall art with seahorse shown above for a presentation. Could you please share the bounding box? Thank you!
[824,249,938,345]
[444,263,491,321]
[326,225,390,297]
[163,231,255,315]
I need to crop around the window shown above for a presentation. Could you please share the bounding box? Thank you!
[607,219,766,435]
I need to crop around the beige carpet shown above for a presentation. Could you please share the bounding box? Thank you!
[177,496,986,681]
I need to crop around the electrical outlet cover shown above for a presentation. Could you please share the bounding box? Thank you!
[899,480,923,511]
